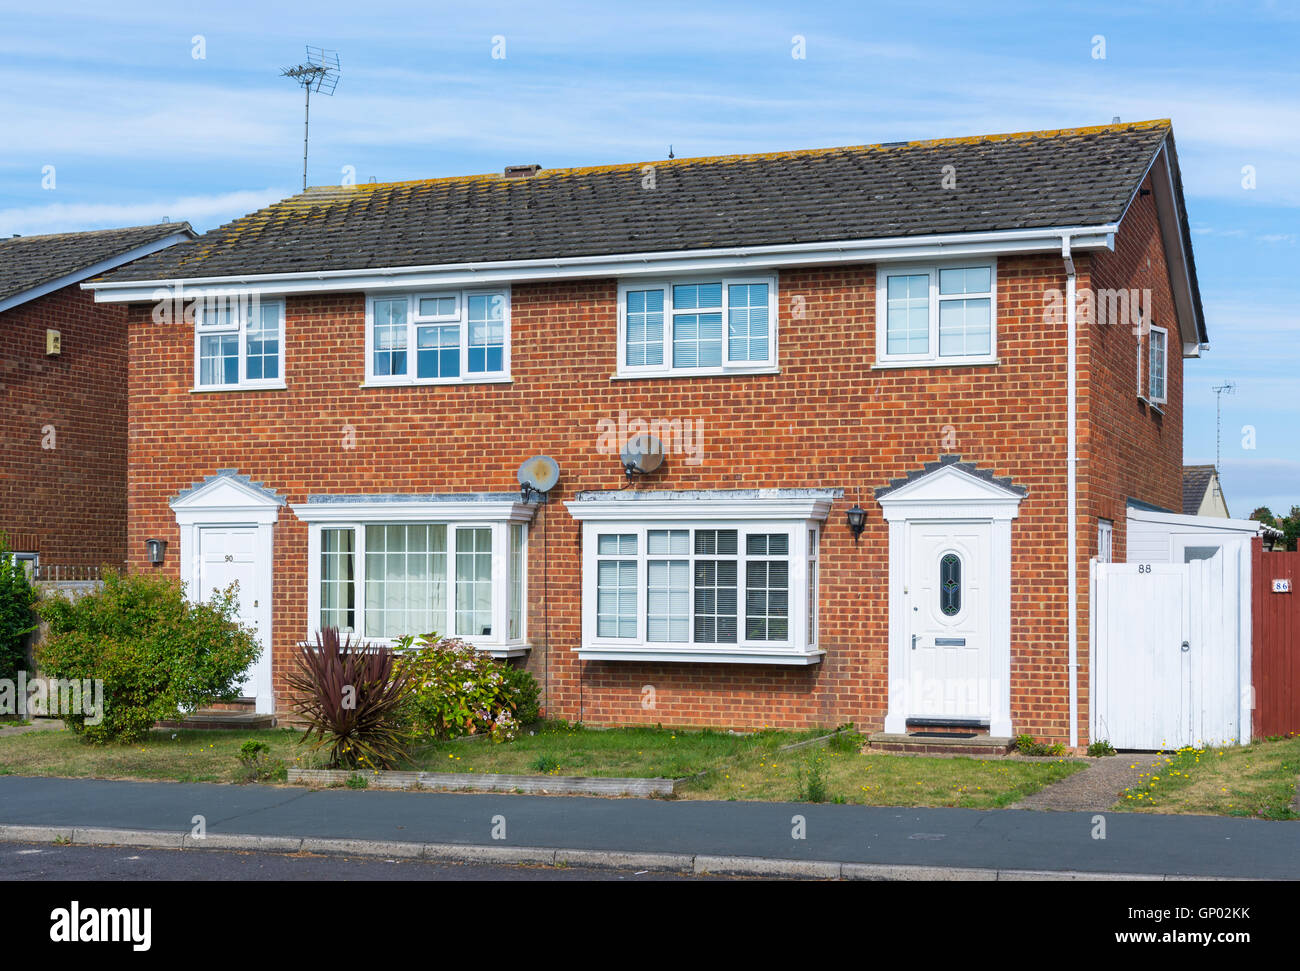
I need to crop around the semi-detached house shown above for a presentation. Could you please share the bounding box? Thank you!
[86,120,1206,746]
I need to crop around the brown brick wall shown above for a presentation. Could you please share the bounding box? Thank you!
[0,284,128,567]
[124,235,1185,741]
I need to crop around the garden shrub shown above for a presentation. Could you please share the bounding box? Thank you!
[286,627,416,770]
[0,543,38,687]
[36,571,260,743]
[393,633,541,743]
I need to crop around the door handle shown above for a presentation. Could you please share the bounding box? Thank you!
[1181,641,1190,653]
[911,634,918,651]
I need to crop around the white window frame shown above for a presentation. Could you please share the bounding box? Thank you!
[568,494,831,664]
[192,297,286,391]
[874,260,998,368]
[296,498,534,658]
[363,288,512,387]
[615,274,779,379]
[1147,324,1168,405]
[1097,518,1113,563]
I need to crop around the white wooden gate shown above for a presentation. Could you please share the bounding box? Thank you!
[1091,557,1242,749]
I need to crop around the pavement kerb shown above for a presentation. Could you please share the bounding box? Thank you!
[0,824,1242,880]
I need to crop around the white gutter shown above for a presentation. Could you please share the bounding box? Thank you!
[1062,233,1079,749]
[83,224,1118,303]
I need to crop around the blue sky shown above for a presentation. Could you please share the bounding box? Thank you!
[1,0,1295,516]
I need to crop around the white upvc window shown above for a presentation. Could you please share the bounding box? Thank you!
[364,289,510,386]
[616,274,778,378]
[299,499,533,657]
[875,261,997,367]
[1147,324,1168,405]
[569,493,832,664]
[1097,519,1113,563]
[193,296,285,390]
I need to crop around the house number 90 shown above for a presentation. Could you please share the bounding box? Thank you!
[224,555,234,562]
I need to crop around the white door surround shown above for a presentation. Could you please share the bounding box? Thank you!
[876,457,1025,737]
[169,469,285,715]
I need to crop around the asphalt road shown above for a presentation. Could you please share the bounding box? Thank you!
[1,775,1296,878]
[0,840,702,881]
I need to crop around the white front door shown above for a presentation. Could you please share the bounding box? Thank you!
[198,526,271,709]
[906,521,993,720]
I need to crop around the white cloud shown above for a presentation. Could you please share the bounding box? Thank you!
[0,189,288,237]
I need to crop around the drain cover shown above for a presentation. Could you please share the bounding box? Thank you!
[909,731,977,739]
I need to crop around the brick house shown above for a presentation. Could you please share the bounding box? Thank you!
[86,120,1206,746]
[0,223,194,573]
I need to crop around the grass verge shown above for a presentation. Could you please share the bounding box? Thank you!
[679,732,1087,808]
[0,725,307,783]
[1115,735,1300,820]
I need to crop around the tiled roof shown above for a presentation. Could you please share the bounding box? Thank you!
[0,223,192,305]
[1182,464,1217,516]
[100,121,1173,282]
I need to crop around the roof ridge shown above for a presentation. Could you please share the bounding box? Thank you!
[290,119,1173,197]
[0,222,189,244]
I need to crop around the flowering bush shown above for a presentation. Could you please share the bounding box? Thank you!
[393,633,538,744]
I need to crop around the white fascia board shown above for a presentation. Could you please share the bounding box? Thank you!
[565,497,834,522]
[292,499,537,524]
[1126,505,1263,534]
[83,225,1118,304]
[0,231,194,314]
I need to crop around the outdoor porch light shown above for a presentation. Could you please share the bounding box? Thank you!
[145,538,167,566]
[845,505,867,543]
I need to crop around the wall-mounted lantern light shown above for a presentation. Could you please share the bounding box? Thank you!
[145,538,167,566]
[845,505,867,544]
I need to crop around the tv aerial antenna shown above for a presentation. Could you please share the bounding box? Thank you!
[1212,380,1235,472]
[518,455,560,503]
[281,46,341,191]
[621,434,665,480]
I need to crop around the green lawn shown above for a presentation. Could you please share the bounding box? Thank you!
[679,739,1087,808]
[0,726,309,784]
[1115,735,1300,820]
[411,722,813,778]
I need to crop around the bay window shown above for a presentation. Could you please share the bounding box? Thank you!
[617,275,777,377]
[568,490,832,664]
[296,496,533,657]
[876,262,996,366]
[366,289,510,385]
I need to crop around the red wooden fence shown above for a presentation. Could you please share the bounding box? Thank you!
[1252,537,1300,737]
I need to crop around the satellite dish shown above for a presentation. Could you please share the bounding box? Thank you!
[518,455,560,501]
[621,434,665,477]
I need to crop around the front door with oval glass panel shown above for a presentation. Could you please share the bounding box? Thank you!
[907,522,992,720]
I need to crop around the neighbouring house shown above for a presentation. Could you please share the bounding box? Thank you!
[0,223,195,574]
[1183,463,1229,517]
[86,120,1208,746]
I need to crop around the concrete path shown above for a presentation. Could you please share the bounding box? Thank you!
[1012,754,1165,812]
[0,774,1296,879]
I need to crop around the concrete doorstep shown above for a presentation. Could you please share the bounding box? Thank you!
[0,823,1245,881]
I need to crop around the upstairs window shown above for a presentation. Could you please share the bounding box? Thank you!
[876,262,996,366]
[366,289,510,385]
[194,297,284,390]
[617,275,777,377]
[1147,324,1168,405]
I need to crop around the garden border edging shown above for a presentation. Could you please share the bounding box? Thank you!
[287,767,683,797]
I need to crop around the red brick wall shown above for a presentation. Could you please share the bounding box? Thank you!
[123,239,1184,742]
[0,284,128,567]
